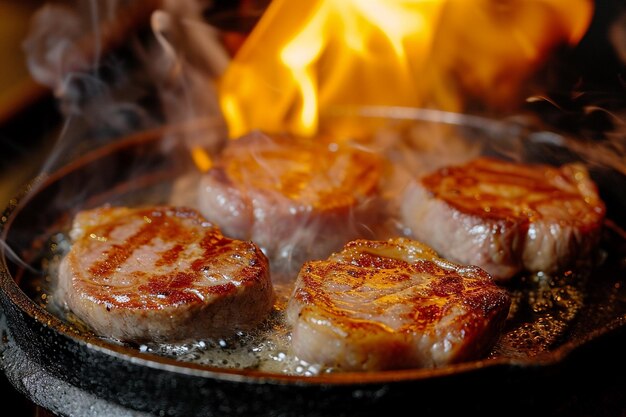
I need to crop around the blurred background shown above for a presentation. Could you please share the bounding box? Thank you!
[0,0,57,204]
[0,4,49,413]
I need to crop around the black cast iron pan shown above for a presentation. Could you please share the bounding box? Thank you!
[1,112,626,417]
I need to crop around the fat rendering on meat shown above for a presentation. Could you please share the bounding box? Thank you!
[197,131,382,277]
[286,237,511,371]
[57,206,275,343]
[400,157,606,282]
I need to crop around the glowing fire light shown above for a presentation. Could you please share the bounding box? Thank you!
[219,0,593,139]
[191,147,213,172]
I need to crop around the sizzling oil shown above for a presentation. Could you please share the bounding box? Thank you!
[27,231,598,375]
[31,233,326,376]
[493,270,587,358]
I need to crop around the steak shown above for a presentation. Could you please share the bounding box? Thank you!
[286,238,511,371]
[198,131,382,277]
[57,206,275,343]
[401,157,606,281]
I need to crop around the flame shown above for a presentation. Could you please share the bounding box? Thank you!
[191,147,213,172]
[219,0,593,138]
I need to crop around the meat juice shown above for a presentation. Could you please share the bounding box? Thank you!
[28,226,594,375]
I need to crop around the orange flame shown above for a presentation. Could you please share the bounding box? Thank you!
[219,0,593,138]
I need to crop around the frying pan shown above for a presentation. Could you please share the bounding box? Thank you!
[1,112,625,417]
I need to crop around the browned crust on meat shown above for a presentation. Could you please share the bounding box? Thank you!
[67,206,267,310]
[58,206,274,342]
[401,157,606,280]
[287,238,511,370]
[219,134,381,212]
[293,240,508,335]
[420,157,605,228]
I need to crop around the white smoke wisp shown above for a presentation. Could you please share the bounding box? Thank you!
[0,238,41,275]
[21,0,230,175]
[9,0,232,274]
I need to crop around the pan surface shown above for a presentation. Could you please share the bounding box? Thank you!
[1,114,626,416]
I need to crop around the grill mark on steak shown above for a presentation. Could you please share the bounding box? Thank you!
[88,207,198,277]
[156,244,185,267]
[286,238,511,371]
[87,207,235,279]
[422,159,600,222]
[190,232,232,271]
[58,206,275,342]
[401,157,606,281]
[138,272,200,305]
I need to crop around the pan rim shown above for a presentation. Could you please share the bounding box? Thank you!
[1,114,625,387]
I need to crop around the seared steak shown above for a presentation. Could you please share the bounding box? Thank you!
[286,238,510,371]
[58,206,274,343]
[401,157,606,281]
[198,132,382,276]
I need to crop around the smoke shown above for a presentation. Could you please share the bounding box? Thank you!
[1,0,232,272]
[21,0,228,175]
[0,239,40,275]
